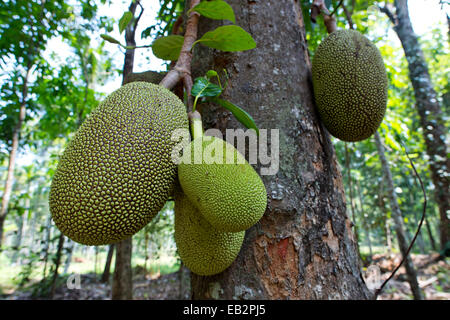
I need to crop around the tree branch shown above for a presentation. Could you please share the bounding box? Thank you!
[379,3,397,25]
[134,1,144,32]
[122,0,141,84]
[311,0,337,34]
[159,0,200,112]
[330,0,344,17]
[342,2,355,30]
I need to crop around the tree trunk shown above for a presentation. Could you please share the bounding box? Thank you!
[49,233,65,299]
[63,239,75,274]
[144,232,149,274]
[101,244,115,283]
[112,238,133,300]
[42,214,53,279]
[11,213,24,264]
[190,0,370,300]
[365,227,373,260]
[178,262,190,299]
[0,67,31,249]
[383,0,450,251]
[386,218,393,254]
[412,209,426,254]
[374,131,424,300]
[424,216,437,251]
[355,179,372,260]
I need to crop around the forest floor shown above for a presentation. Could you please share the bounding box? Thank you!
[1,253,448,300]
[372,252,449,300]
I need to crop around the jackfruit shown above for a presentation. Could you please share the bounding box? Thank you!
[311,29,388,142]
[174,186,245,276]
[49,82,189,245]
[178,135,267,232]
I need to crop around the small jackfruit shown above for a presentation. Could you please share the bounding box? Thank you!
[178,136,267,232]
[49,82,189,245]
[174,186,244,276]
[311,29,388,142]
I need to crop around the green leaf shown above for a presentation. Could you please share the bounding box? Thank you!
[195,25,256,52]
[211,98,259,135]
[119,11,133,34]
[152,35,184,61]
[191,77,222,98]
[190,0,236,23]
[100,34,121,45]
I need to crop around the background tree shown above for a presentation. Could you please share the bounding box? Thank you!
[381,0,449,252]
[374,131,423,299]
[0,0,74,249]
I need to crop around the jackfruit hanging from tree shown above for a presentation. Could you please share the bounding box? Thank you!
[311,29,388,142]
[174,185,245,276]
[178,113,267,232]
[49,82,189,245]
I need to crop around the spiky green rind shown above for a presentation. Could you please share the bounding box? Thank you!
[49,82,189,245]
[311,29,388,142]
[178,136,267,232]
[174,187,244,276]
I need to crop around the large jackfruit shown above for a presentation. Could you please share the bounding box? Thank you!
[178,136,267,232]
[174,186,244,276]
[312,29,388,142]
[49,82,189,245]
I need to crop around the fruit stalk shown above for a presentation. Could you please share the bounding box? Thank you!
[159,0,201,106]
[188,110,203,140]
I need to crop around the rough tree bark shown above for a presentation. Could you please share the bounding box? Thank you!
[112,237,133,300]
[0,65,31,249]
[374,131,423,300]
[382,0,450,251]
[190,0,370,299]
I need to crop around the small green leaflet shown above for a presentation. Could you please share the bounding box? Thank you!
[195,25,256,52]
[212,98,259,135]
[191,77,222,98]
[119,11,133,34]
[190,0,236,23]
[100,34,121,45]
[152,35,184,61]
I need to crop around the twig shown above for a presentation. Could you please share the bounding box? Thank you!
[374,139,427,299]
[122,0,141,84]
[134,1,144,31]
[330,0,344,17]
[311,0,337,34]
[341,2,354,30]
[379,4,397,25]
[159,0,201,112]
